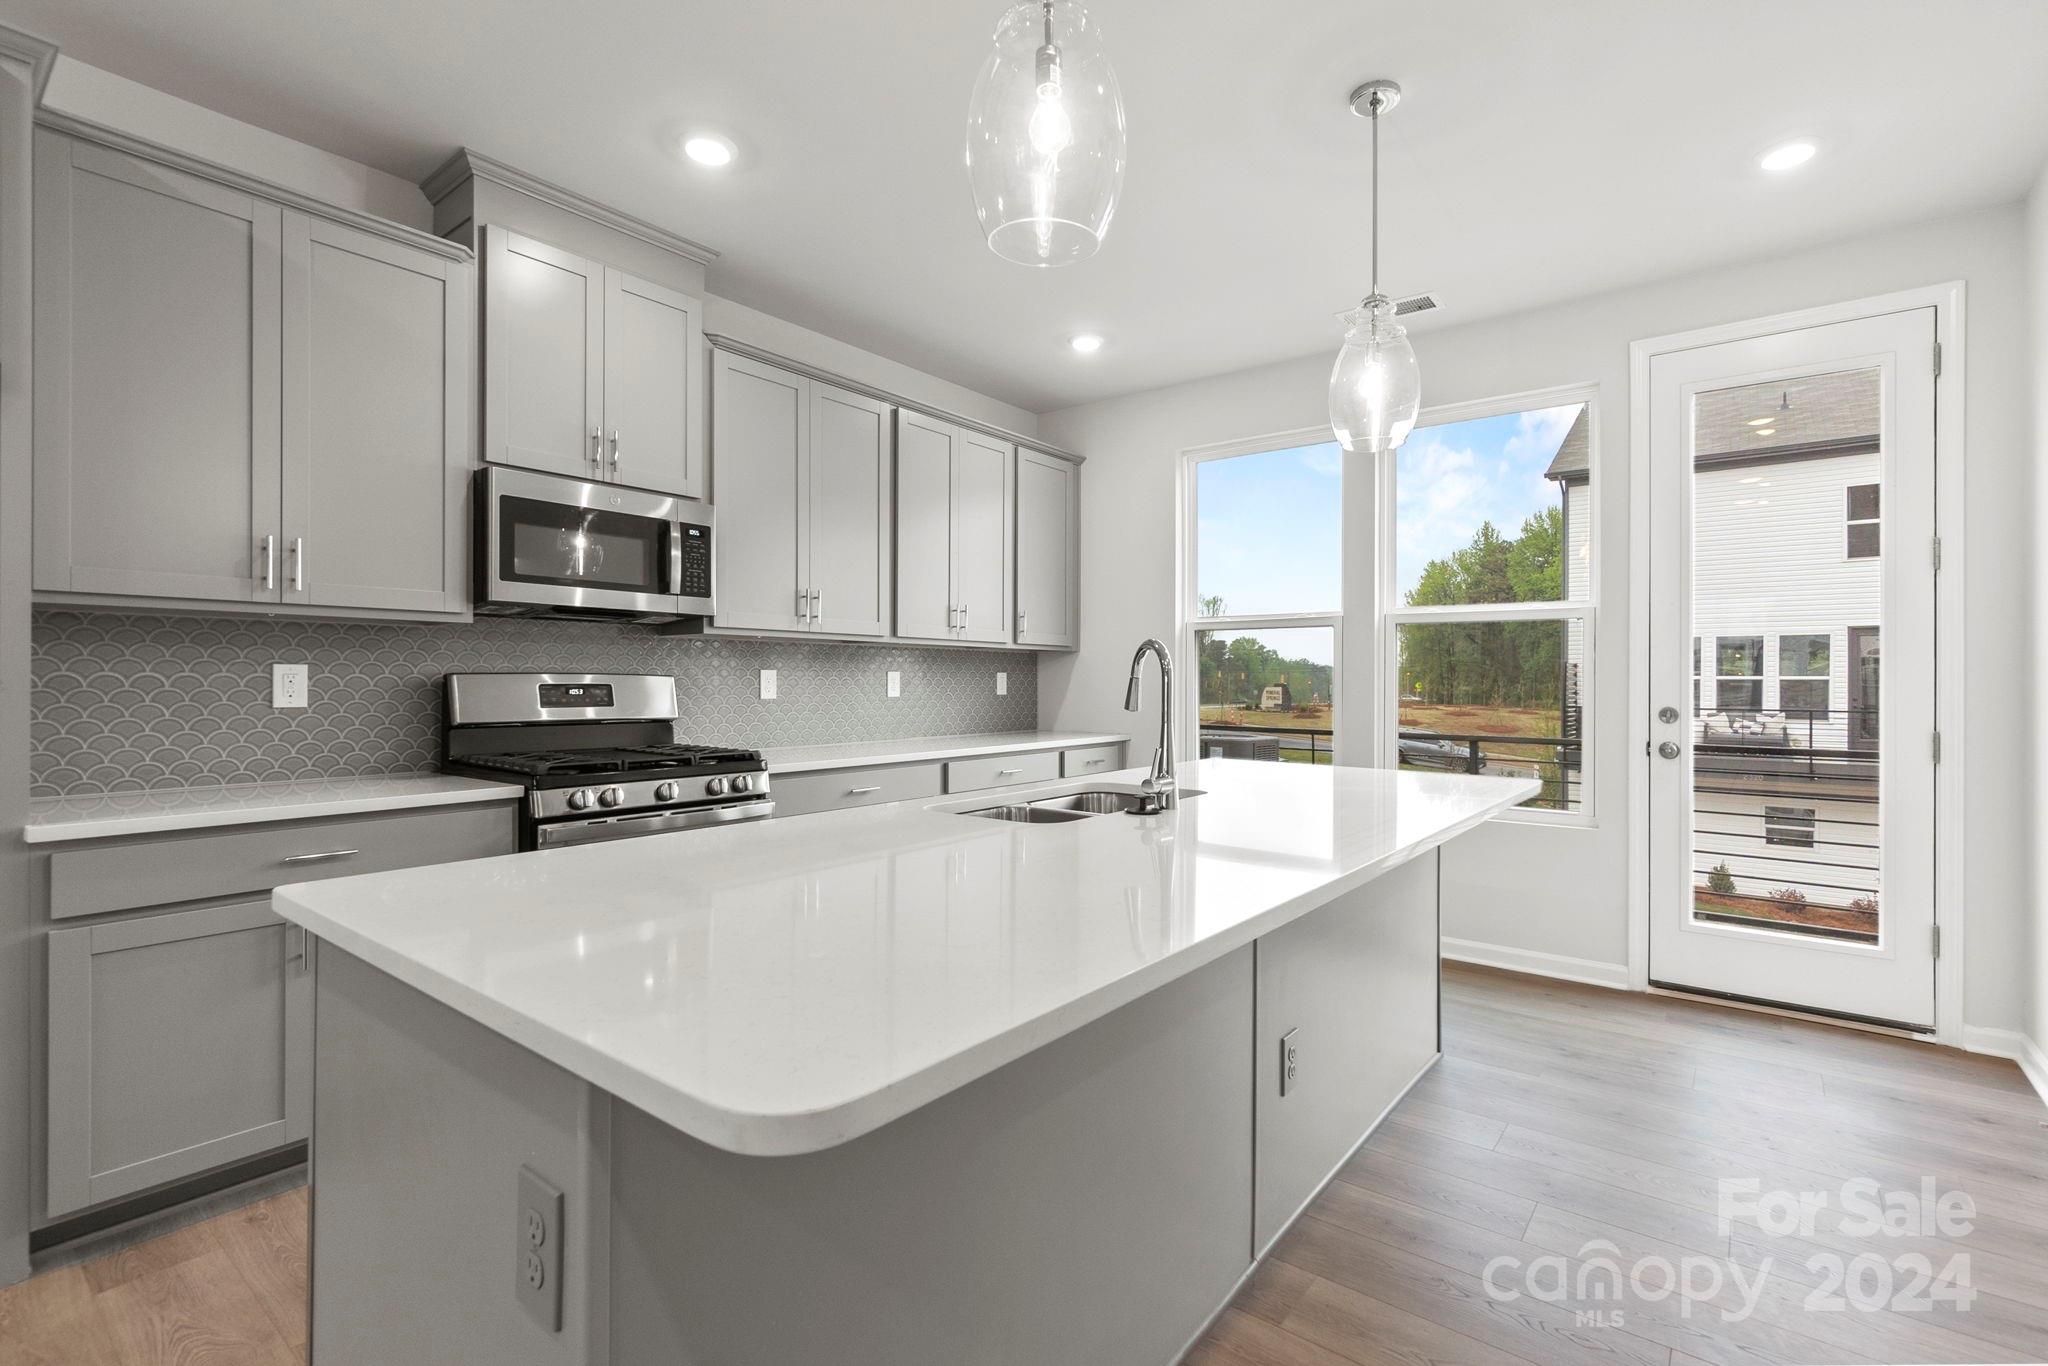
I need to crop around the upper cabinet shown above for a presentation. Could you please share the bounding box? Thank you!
[482,226,703,500]
[895,411,1012,645]
[32,128,472,619]
[710,349,891,636]
[1014,448,1078,649]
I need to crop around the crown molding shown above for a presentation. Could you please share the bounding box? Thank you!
[0,24,58,103]
[421,147,719,266]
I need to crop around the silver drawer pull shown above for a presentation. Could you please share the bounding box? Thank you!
[847,785,883,795]
[281,848,360,865]
[996,768,1023,776]
[1085,758,1109,766]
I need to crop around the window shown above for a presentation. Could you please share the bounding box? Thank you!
[1845,483,1880,559]
[1777,633,1830,719]
[1188,436,1342,765]
[1714,636,1763,713]
[1764,805,1817,848]
[1692,637,1701,714]
[1386,391,1595,815]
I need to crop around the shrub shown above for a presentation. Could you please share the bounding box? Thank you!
[1848,895,1880,914]
[1769,887,1808,906]
[1706,863,1736,895]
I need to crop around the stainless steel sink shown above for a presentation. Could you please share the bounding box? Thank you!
[964,803,1094,823]
[961,789,1205,822]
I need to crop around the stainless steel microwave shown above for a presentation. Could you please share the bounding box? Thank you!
[475,466,713,622]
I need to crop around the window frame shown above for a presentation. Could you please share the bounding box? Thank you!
[1179,426,1347,768]
[1712,634,1764,715]
[1775,632,1832,721]
[1763,804,1818,849]
[1379,383,1601,826]
[1845,482,1880,560]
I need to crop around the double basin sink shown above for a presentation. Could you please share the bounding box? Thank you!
[964,789,1196,823]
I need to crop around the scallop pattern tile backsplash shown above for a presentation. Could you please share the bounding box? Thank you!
[31,611,1039,797]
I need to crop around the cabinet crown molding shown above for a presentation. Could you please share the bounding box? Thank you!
[421,147,720,267]
[0,22,58,102]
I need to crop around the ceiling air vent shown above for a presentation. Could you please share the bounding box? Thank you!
[1392,291,1441,317]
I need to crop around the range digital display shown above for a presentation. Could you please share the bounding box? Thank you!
[537,683,614,709]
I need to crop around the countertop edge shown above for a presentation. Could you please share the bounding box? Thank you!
[276,774,1537,1157]
[26,781,526,844]
[764,732,1130,774]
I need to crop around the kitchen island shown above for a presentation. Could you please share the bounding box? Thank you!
[276,758,1535,1366]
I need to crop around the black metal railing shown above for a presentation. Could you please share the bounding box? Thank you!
[1198,722,1333,765]
[1397,729,1584,812]
[1692,705,1879,790]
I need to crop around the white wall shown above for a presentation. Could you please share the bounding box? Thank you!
[2027,161,2048,1070]
[1040,203,2032,1031]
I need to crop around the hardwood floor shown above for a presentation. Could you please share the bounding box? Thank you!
[1,964,2040,1365]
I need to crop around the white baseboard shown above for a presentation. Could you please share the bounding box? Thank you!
[1960,1026,2048,1110]
[1440,938,1630,991]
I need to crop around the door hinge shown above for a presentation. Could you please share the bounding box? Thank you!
[1931,924,1941,960]
[1931,535,1942,573]
[1931,731,1942,764]
[1932,340,1943,378]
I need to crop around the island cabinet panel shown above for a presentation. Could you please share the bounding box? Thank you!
[606,949,1254,1366]
[1014,447,1077,648]
[1252,849,1440,1254]
[45,899,311,1217]
[33,130,282,604]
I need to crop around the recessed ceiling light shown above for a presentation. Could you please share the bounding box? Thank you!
[1759,140,1816,173]
[1754,427,1776,436]
[682,134,736,168]
[1069,333,1105,354]
[1746,417,1772,426]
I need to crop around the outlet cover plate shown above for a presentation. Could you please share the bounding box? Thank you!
[759,668,777,701]
[516,1166,563,1332]
[271,663,308,710]
[887,671,901,698]
[996,671,1008,696]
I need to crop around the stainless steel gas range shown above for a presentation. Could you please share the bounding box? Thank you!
[439,672,771,849]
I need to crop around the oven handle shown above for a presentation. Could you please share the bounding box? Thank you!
[535,799,775,848]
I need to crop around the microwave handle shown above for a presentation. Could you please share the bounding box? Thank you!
[669,524,685,597]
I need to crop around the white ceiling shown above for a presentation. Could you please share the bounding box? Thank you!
[9,0,2048,413]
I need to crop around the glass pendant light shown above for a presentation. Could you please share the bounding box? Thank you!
[1329,80,1421,453]
[965,0,1126,267]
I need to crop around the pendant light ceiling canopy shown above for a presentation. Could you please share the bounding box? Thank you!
[966,0,1127,267]
[1329,79,1422,454]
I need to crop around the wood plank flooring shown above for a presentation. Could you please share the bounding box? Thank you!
[1190,964,2048,1366]
[1,964,2040,1365]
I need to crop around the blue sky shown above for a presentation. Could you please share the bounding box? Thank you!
[1194,406,1582,667]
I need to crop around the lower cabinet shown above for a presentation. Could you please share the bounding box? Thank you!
[46,899,311,1217]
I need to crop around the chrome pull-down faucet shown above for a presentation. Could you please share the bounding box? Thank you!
[1123,639,1177,810]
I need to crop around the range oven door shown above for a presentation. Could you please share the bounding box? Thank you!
[478,466,713,619]
[533,798,775,848]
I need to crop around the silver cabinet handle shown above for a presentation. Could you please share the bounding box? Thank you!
[1085,758,1108,766]
[847,785,882,795]
[812,588,822,620]
[288,926,309,975]
[290,536,304,592]
[591,426,603,471]
[1018,608,1028,633]
[282,848,359,865]
[961,601,969,633]
[996,768,1022,776]
[260,534,274,591]
[609,428,620,474]
[796,587,808,623]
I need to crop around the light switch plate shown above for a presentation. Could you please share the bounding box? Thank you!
[886,671,901,699]
[996,671,1008,696]
[759,668,777,701]
[516,1166,563,1332]
[271,663,308,709]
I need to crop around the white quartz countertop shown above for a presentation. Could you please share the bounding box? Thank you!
[274,760,1536,1156]
[26,775,525,843]
[760,730,1129,774]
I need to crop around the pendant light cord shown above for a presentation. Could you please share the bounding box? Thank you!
[1370,103,1379,299]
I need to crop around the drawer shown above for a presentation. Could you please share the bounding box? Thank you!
[46,803,517,921]
[770,763,944,818]
[944,750,1060,795]
[1061,743,1126,778]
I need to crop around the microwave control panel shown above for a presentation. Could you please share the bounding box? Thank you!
[677,524,712,599]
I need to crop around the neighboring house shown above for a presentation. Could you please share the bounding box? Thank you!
[1549,370,1882,926]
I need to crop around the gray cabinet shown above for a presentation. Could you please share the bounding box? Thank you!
[46,899,311,1216]
[484,226,704,499]
[1014,448,1077,649]
[32,128,472,619]
[711,349,891,635]
[895,411,1012,644]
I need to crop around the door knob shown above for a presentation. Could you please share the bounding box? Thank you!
[1658,741,1681,760]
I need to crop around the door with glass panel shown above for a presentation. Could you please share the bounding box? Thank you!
[1647,310,1935,1027]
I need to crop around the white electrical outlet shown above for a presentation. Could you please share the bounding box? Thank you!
[271,663,308,709]
[759,668,778,701]
[996,671,1008,696]
[886,671,902,699]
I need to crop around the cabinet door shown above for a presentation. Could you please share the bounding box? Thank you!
[894,411,958,642]
[1014,449,1076,648]
[603,268,703,498]
[46,900,311,1217]
[33,132,282,603]
[953,430,1013,644]
[710,351,809,631]
[482,226,602,481]
[808,384,893,637]
[281,213,471,614]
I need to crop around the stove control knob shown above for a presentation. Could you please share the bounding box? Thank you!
[653,781,680,803]
[706,776,729,796]
[598,786,625,808]
[730,774,753,794]
[566,789,597,811]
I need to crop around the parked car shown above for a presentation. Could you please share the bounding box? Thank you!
[1398,736,1468,771]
